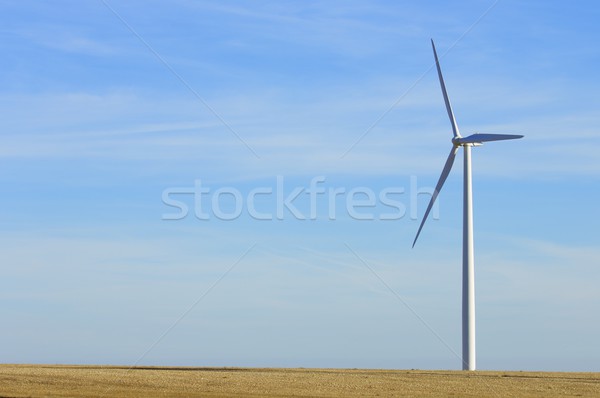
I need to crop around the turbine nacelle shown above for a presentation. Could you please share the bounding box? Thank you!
[452,137,481,147]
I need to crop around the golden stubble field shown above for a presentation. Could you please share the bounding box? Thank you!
[0,365,599,397]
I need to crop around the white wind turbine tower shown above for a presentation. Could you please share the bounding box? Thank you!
[413,40,523,371]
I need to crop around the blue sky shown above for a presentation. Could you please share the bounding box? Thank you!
[1,0,599,371]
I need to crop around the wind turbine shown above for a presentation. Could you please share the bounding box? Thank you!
[412,40,523,371]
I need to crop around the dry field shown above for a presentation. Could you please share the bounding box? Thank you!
[0,365,599,397]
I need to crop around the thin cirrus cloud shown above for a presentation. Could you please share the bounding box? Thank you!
[2,83,598,179]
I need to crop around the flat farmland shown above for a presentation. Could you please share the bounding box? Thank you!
[0,365,598,397]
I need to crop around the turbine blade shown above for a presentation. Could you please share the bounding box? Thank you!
[431,39,461,139]
[456,133,524,144]
[413,145,459,248]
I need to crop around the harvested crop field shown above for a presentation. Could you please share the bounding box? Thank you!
[0,365,598,397]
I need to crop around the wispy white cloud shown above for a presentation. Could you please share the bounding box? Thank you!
[7,22,125,57]
[40,35,120,56]
[173,0,426,57]
[2,79,599,180]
